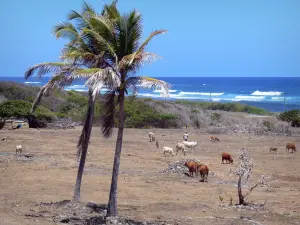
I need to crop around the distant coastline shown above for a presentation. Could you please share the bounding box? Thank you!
[0,77,299,112]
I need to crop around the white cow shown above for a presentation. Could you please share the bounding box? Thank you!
[183,141,197,152]
[175,143,186,156]
[162,147,175,157]
[148,132,155,142]
[16,145,22,155]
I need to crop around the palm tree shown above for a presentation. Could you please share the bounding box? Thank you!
[24,2,109,201]
[77,3,170,216]
[25,1,169,212]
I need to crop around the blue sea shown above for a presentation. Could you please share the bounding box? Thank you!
[1,77,299,112]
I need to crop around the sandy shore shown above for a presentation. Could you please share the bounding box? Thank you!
[1,127,300,225]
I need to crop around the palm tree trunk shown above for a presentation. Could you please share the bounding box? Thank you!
[238,174,244,205]
[31,85,46,114]
[107,90,125,217]
[73,89,95,202]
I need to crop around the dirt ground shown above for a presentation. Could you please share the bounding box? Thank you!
[1,127,300,225]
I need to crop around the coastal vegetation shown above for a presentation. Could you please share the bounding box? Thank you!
[278,109,300,127]
[0,81,274,129]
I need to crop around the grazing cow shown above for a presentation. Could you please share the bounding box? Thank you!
[198,164,209,182]
[221,152,233,164]
[148,132,155,142]
[175,143,186,156]
[183,141,197,152]
[184,161,199,177]
[16,145,22,155]
[162,147,174,157]
[286,143,296,153]
[269,146,278,153]
[210,136,220,143]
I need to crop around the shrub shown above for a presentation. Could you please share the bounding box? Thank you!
[211,112,221,122]
[278,109,300,127]
[173,100,269,115]
[262,120,274,131]
[0,100,56,122]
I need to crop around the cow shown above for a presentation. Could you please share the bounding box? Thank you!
[286,143,296,153]
[221,152,233,164]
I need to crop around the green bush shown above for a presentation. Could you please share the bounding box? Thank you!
[211,112,221,121]
[262,120,274,131]
[174,100,269,115]
[278,109,300,127]
[111,99,178,128]
[0,100,56,122]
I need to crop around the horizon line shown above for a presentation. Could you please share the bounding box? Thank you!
[0,76,299,78]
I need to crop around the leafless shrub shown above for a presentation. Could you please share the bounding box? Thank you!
[206,126,225,134]
[233,148,267,205]
[270,121,291,135]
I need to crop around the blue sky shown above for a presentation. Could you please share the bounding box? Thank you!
[1,0,300,77]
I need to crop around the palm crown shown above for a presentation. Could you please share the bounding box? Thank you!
[25,1,170,135]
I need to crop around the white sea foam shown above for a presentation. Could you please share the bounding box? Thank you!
[271,97,284,101]
[153,89,177,93]
[64,88,87,92]
[138,93,199,100]
[234,95,265,101]
[24,81,41,84]
[251,90,282,96]
[178,92,224,96]
[67,85,86,89]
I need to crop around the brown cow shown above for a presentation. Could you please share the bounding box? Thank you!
[210,136,220,143]
[286,143,296,153]
[184,161,199,177]
[198,164,209,182]
[269,146,278,153]
[221,152,233,164]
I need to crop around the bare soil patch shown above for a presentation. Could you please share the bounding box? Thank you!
[1,128,300,225]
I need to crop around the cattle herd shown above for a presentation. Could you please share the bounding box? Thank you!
[148,132,297,183]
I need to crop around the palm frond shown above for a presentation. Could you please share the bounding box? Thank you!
[53,22,79,42]
[82,1,96,17]
[138,30,167,53]
[119,52,160,72]
[30,73,74,113]
[103,1,120,20]
[117,30,166,72]
[89,16,115,40]
[82,28,118,63]
[101,91,116,138]
[24,62,73,79]
[126,76,170,98]
[84,68,120,98]
[61,45,98,65]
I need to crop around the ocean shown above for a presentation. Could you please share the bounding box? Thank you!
[0,77,299,112]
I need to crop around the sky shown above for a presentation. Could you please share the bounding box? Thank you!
[1,0,300,77]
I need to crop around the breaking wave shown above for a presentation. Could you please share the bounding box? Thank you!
[251,90,282,96]
[178,92,224,96]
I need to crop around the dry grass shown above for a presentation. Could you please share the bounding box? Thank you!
[0,128,300,225]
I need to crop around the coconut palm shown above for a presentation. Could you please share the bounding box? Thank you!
[76,3,170,216]
[25,1,169,211]
[24,2,108,201]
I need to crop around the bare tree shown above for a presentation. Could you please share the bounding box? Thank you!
[233,148,267,205]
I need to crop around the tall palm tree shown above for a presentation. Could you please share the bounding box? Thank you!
[24,2,110,201]
[77,3,170,216]
[25,1,169,212]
